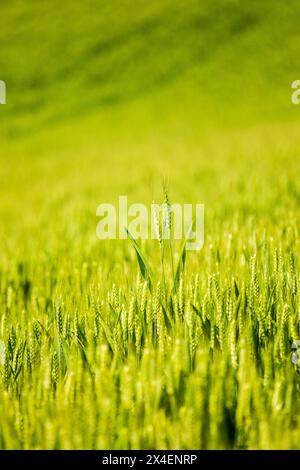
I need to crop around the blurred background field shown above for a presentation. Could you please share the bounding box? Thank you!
[1,0,300,253]
[1,0,300,450]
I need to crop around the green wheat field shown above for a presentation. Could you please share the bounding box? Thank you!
[1,0,300,450]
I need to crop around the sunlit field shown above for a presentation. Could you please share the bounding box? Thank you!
[1,0,300,449]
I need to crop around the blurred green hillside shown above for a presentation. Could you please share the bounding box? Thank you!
[1,0,300,140]
[0,0,300,264]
